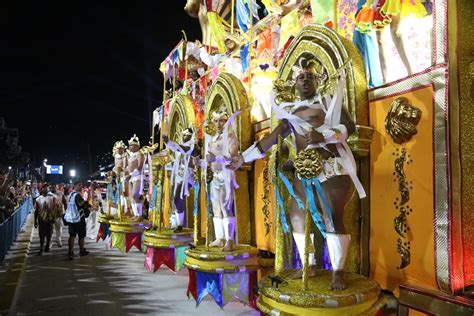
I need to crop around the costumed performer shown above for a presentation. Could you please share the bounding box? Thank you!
[163,127,201,233]
[206,109,240,252]
[229,59,366,291]
[126,134,145,221]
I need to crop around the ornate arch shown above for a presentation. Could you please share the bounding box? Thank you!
[204,72,252,244]
[168,94,196,142]
[205,72,252,149]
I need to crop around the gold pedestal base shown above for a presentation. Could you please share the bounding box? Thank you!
[109,218,150,233]
[184,244,259,273]
[143,228,193,248]
[98,213,115,225]
[257,270,385,316]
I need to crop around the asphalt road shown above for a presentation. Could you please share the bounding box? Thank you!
[7,218,258,316]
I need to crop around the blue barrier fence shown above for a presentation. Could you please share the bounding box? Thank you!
[0,197,33,262]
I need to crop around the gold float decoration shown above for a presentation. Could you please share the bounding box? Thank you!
[294,149,324,179]
[385,97,422,144]
[392,147,414,269]
[261,158,271,236]
[271,24,370,274]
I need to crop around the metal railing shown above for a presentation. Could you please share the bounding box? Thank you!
[0,197,32,262]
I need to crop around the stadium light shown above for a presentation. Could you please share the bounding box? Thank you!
[69,169,76,177]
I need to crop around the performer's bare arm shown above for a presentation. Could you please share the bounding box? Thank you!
[137,153,145,170]
[257,119,292,152]
[228,133,240,158]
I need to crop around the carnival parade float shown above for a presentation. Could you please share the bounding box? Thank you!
[105,0,474,314]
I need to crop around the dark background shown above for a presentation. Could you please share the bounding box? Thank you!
[1,1,201,181]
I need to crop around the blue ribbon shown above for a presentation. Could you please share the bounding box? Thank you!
[275,182,290,233]
[240,43,250,74]
[300,178,326,237]
[311,178,334,227]
[114,182,121,204]
[205,183,213,216]
[193,181,200,216]
[150,183,159,210]
[277,171,305,210]
[157,176,164,216]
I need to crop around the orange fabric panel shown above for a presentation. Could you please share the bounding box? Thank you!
[253,129,276,253]
[369,86,437,295]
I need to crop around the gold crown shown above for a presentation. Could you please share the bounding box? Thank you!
[128,134,140,146]
[211,109,229,120]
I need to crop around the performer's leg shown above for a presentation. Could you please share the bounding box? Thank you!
[289,179,316,278]
[44,223,52,252]
[320,175,354,291]
[38,223,45,256]
[222,185,236,252]
[173,183,185,233]
[68,223,75,259]
[132,181,143,221]
[55,218,62,247]
[209,180,225,247]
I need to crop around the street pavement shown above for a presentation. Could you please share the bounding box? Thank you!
[7,217,259,316]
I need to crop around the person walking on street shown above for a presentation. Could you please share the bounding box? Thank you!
[34,185,54,256]
[86,182,102,240]
[49,184,67,247]
[64,181,90,260]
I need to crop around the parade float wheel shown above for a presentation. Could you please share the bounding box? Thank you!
[184,244,259,273]
[257,269,385,315]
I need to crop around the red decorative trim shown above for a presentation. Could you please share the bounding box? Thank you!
[368,64,446,94]
[370,83,433,103]
[400,284,474,308]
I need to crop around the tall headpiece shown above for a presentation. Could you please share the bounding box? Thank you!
[181,127,194,140]
[128,134,140,146]
[291,57,327,82]
[211,108,229,121]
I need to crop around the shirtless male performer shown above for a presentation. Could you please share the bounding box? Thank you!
[229,60,365,291]
[163,128,200,233]
[206,109,240,252]
[126,135,145,221]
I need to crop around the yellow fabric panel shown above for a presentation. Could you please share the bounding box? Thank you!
[369,86,437,295]
[254,156,276,253]
[163,174,170,227]
[200,181,207,238]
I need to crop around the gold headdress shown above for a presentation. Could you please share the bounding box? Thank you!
[211,108,229,121]
[181,127,194,141]
[112,140,126,156]
[128,134,140,146]
[291,57,327,83]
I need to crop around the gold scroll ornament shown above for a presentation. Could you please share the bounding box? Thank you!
[385,97,421,270]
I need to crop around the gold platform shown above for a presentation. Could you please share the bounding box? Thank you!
[257,270,385,315]
[109,218,150,233]
[143,228,193,248]
[184,244,259,273]
[98,213,115,225]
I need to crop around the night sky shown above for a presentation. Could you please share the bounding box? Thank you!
[1,2,201,179]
